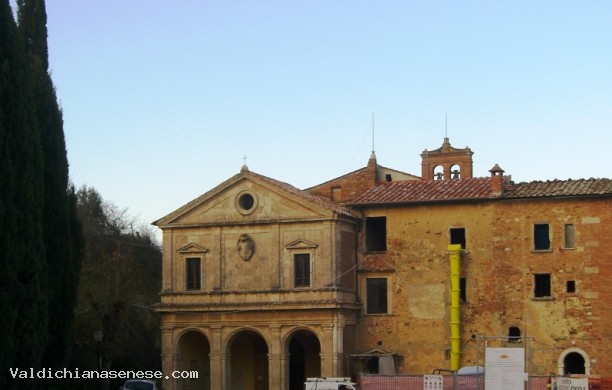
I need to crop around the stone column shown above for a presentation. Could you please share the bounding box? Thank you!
[268,326,282,390]
[209,326,223,390]
[334,322,345,376]
[321,325,334,377]
[321,322,345,377]
[161,327,176,390]
[172,353,183,390]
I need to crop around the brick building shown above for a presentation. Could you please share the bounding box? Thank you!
[154,138,611,390]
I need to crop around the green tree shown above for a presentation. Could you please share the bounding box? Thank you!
[71,186,161,390]
[0,0,46,387]
[17,0,84,377]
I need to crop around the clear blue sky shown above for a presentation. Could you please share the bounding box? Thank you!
[37,1,612,235]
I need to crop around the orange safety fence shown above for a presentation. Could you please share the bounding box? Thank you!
[359,375,611,390]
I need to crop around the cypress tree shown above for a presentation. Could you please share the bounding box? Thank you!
[17,0,84,376]
[0,0,20,377]
[0,0,46,387]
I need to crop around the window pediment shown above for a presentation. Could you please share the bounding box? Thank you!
[285,239,318,250]
[178,243,209,254]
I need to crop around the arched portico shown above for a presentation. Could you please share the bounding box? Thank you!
[175,329,211,390]
[285,329,322,390]
[226,329,270,390]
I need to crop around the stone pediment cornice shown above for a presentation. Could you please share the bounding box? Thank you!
[178,243,209,254]
[285,239,319,250]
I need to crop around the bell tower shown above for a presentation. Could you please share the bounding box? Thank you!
[421,137,474,180]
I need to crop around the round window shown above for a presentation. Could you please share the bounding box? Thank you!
[236,192,256,214]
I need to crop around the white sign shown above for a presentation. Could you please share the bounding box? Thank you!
[423,375,443,390]
[485,348,526,390]
[553,377,589,390]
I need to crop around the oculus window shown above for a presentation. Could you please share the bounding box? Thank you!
[236,191,257,215]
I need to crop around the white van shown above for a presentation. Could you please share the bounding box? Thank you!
[304,377,357,390]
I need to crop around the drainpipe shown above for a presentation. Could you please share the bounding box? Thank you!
[448,244,462,371]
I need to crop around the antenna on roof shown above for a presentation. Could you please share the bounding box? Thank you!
[369,112,378,161]
[372,113,375,154]
[445,112,448,138]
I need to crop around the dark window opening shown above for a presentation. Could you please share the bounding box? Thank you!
[567,280,576,293]
[534,224,550,250]
[385,174,392,182]
[460,278,467,303]
[366,278,388,314]
[294,254,311,287]
[186,257,201,290]
[366,217,387,252]
[534,274,551,298]
[508,326,521,342]
[564,352,586,375]
[365,357,379,373]
[238,193,254,210]
[564,224,575,249]
[450,227,466,249]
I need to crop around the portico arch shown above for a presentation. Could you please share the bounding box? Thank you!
[226,329,270,390]
[285,328,321,390]
[176,329,211,390]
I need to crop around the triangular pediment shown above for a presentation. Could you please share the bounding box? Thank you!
[285,238,319,250]
[154,169,356,227]
[177,243,208,254]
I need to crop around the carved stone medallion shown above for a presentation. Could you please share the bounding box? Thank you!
[237,233,255,261]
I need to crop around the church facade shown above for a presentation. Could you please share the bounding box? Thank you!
[154,138,612,390]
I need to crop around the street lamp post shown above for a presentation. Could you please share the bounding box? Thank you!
[94,330,103,390]
[93,330,103,370]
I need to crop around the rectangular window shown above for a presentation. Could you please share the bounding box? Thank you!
[534,274,551,298]
[567,280,576,293]
[294,253,311,287]
[366,217,387,252]
[186,257,201,290]
[533,224,551,250]
[331,186,343,202]
[366,278,388,314]
[460,277,467,303]
[450,228,466,249]
[564,224,575,249]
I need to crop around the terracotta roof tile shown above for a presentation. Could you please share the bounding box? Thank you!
[349,177,494,205]
[503,178,612,198]
[349,177,612,206]
[248,171,361,218]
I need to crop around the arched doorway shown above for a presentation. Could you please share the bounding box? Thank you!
[228,330,269,390]
[287,330,321,390]
[564,352,586,375]
[176,330,211,390]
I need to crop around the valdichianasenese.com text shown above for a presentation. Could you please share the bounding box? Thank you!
[10,368,198,380]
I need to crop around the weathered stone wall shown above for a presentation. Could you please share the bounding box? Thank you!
[354,197,611,375]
